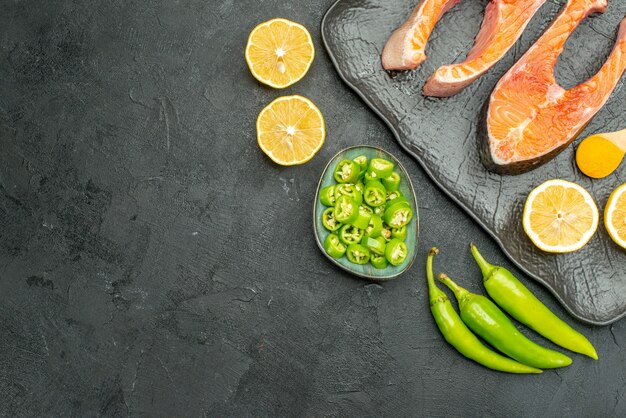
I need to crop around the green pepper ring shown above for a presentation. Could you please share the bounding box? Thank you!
[319,185,336,207]
[339,224,364,245]
[334,195,359,224]
[336,184,363,206]
[384,201,413,228]
[364,214,383,238]
[364,180,387,207]
[346,243,371,265]
[370,253,389,269]
[352,205,373,229]
[324,233,346,259]
[322,207,342,231]
[364,236,386,256]
[391,226,407,241]
[385,238,408,266]
[369,158,394,178]
[382,172,401,192]
[334,159,360,184]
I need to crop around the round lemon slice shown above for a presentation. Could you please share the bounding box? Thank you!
[245,18,315,89]
[604,183,626,249]
[522,179,599,253]
[256,95,325,166]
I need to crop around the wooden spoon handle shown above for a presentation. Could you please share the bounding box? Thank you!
[604,127,626,152]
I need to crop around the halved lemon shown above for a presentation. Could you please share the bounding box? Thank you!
[522,179,599,253]
[256,95,325,165]
[245,18,315,89]
[604,183,626,249]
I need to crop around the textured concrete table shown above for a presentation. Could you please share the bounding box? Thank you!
[0,1,624,416]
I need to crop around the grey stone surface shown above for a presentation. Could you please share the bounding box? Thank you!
[0,0,624,416]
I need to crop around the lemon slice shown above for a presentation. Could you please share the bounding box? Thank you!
[604,183,626,249]
[256,95,325,165]
[245,18,315,89]
[522,179,599,253]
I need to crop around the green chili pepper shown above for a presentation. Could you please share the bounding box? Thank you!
[386,190,403,202]
[382,172,400,191]
[355,181,365,194]
[335,184,363,206]
[369,158,394,178]
[322,208,342,231]
[319,185,336,207]
[346,243,370,265]
[364,214,383,238]
[370,253,388,269]
[324,233,346,259]
[438,273,572,369]
[339,224,364,245]
[387,195,409,207]
[384,201,413,228]
[352,205,372,229]
[470,244,598,360]
[391,226,407,241]
[381,224,392,242]
[334,160,360,184]
[426,249,541,374]
[363,236,386,255]
[385,238,408,266]
[353,155,368,175]
[364,180,387,207]
[333,195,359,224]
[363,170,377,183]
[373,204,386,217]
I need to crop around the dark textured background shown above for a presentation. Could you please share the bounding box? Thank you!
[0,0,624,416]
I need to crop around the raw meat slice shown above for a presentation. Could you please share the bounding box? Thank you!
[423,0,546,97]
[381,0,460,70]
[481,0,626,174]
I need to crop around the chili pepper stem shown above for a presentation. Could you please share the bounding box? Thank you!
[426,248,446,302]
[470,243,497,279]
[438,273,471,306]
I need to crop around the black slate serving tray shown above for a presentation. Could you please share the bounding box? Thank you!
[321,0,626,324]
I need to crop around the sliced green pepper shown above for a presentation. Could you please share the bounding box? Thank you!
[353,155,368,176]
[364,214,383,238]
[364,180,387,207]
[369,158,394,178]
[364,236,386,255]
[382,172,401,191]
[387,195,409,207]
[391,226,407,241]
[364,170,376,183]
[334,195,359,224]
[334,160,360,184]
[324,233,346,259]
[373,204,386,217]
[322,207,342,231]
[381,224,392,242]
[385,238,408,266]
[352,205,372,229]
[319,185,336,207]
[370,253,389,269]
[335,184,363,206]
[384,201,413,228]
[355,181,365,194]
[339,224,364,245]
[346,243,370,265]
[386,190,403,202]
